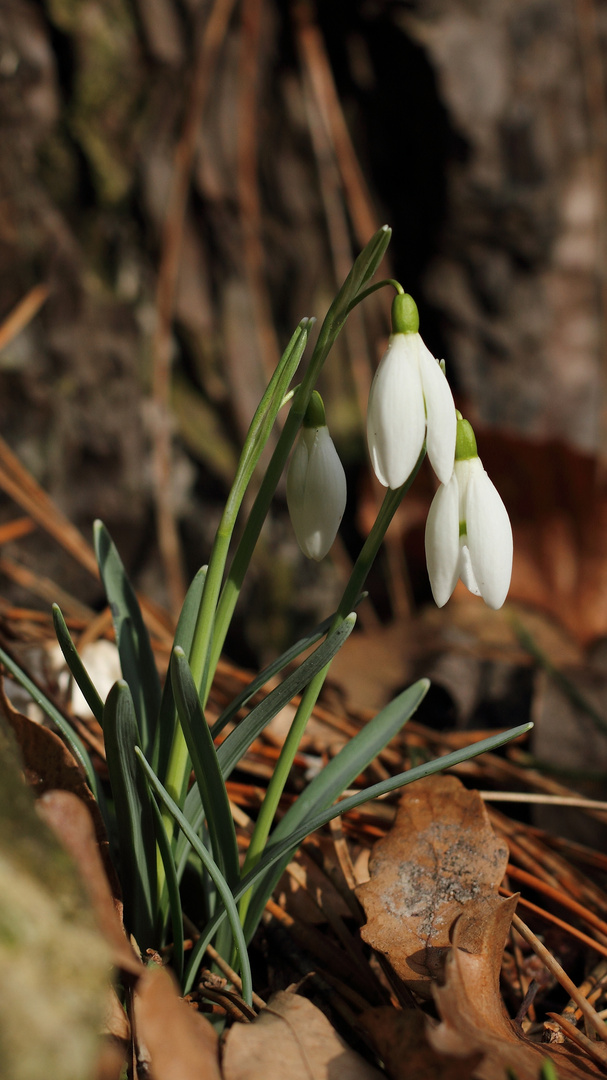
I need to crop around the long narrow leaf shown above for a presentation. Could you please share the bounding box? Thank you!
[94,520,161,751]
[149,796,184,983]
[104,680,158,950]
[182,721,533,989]
[216,614,356,779]
[154,566,207,779]
[135,747,252,1005]
[0,642,97,795]
[171,647,240,888]
[212,607,355,738]
[52,604,105,726]
[171,615,357,877]
[242,677,429,938]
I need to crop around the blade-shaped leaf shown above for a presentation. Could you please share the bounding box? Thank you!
[243,677,429,939]
[154,566,207,780]
[135,747,252,1004]
[94,520,161,752]
[212,608,348,738]
[149,795,184,983]
[172,615,357,877]
[104,680,158,951]
[216,614,356,779]
[181,721,533,990]
[0,642,97,795]
[52,604,105,726]
[171,647,240,888]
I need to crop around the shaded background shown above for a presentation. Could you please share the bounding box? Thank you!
[1,0,607,710]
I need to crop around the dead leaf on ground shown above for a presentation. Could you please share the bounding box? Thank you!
[222,990,383,1080]
[356,774,508,992]
[431,895,603,1080]
[0,676,118,891]
[133,965,221,1080]
[359,1006,482,1080]
[37,789,141,976]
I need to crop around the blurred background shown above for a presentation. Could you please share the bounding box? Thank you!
[1,0,607,750]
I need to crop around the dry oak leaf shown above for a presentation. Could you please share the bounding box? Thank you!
[133,965,221,1080]
[356,774,508,992]
[222,991,383,1080]
[359,1006,482,1080]
[37,789,142,976]
[431,894,603,1080]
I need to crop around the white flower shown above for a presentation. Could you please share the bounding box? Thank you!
[287,404,347,561]
[425,453,513,610]
[367,332,456,489]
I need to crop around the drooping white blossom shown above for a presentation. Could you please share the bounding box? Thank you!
[366,294,456,489]
[287,393,347,561]
[424,416,513,609]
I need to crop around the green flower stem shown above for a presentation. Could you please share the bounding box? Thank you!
[205,228,393,702]
[238,448,426,923]
[161,321,312,811]
[345,277,404,313]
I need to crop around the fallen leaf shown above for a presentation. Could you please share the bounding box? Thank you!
[0,676,118,891]
[356,775,508,992]
[37,789,141,975]
[359,1006,481,1080]
[431,895,603,1079]
[222,990,383,1080]
[133,965,221,1080]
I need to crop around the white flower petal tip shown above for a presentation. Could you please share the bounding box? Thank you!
[367,333,456,488]
[286,425,347,561]
[425,456,513,610]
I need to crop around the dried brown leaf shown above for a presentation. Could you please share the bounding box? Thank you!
[0,678,122,907]
[37,790,141,976]
[431,895,603,1079]
[222,991,383,1080]
[356,775,508,992]
[359,1007,481,1080]
[133,966,221,1080]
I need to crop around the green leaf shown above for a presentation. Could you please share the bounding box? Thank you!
[181,721,533,988]
[135,747,252,1004]
[243,677,428,939]
[154,566,207,780]
[149,795,184,983]
[216,614,356,779]
[51,604,105,726]
[103,680,158,950]
[170,647,240,888]
[94,521,161,752]
[211,609,346,738]
[0,642,97,796]
[172,615,357,879]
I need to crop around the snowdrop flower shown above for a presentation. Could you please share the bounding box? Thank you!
[287,391,347,561]
[425,414,513,609]
[367,293,456,488]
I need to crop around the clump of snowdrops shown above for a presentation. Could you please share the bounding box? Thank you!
[1,227,526,1003]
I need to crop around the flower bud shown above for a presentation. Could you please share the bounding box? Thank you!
[287,392,347,561]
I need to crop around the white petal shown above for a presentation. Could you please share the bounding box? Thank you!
[464,465,513,609]
[367,334,426,489]
[418,338,457,484]
[424,473,460,607]
[458,543,481,596]
[286,436,310,552]
[287,426,347,561]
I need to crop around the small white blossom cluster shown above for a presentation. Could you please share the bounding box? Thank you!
[286,292,513,609]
